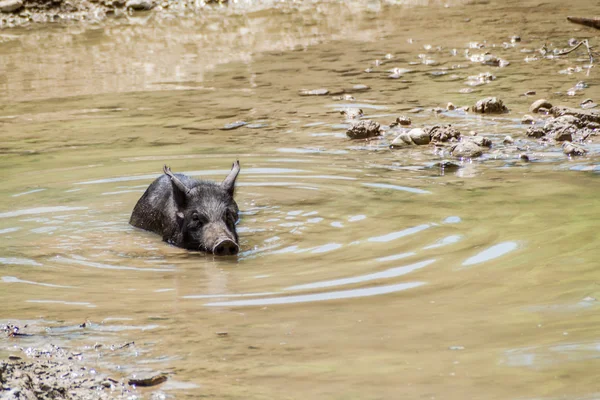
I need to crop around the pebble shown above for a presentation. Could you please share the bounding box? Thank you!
[521,115,535,124]
[503,135,514,144]
[451,140,483,158]
[473,97,508,114]
[563,142,587,156]
[446,102,455,111]
[346,120,381,140]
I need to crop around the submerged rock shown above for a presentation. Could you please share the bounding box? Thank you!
[529,99,553,113]
[425,124,461,142]
[346,120,381,139]
[473,97,508,114]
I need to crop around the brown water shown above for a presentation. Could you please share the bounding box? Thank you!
[1,0,600,398]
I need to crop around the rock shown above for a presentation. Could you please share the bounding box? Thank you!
[446,102,455,111]
[346,120,381,140]
[503,135,514,144]
[550,106,600,124]
[521,114,535,124]
[0,0,22,12]
[581,99,597,109]
[299,88,329,96]
[510,35,521,43]
[451,140,483,158]
[470,136,492,147]
[469,53,509,67]
[397,128,430,145]
[426,125,461,142]
[563,142,587,156]
[524,90,536,96]
[340,108,363,120]
[465,72,496,86]
[473,97,508,114]
[389,116,411,127]
[126,0,155,10]
[349,84,370,92]
[529,99,553,113]
[526,127,545,138]
[551,126,573,141]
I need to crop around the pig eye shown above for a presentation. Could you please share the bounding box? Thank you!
[192,213,200,221]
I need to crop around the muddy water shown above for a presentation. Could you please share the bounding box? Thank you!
[1,0,600,398]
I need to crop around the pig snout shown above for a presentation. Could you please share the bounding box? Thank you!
[213,239,239,256]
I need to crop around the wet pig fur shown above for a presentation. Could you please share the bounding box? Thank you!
[130,161,241,256]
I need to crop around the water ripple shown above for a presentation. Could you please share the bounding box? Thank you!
[462,241,519,266]
[362,182,431,194]
[285,259,435,291]
[205,282,425,307]
[368,224,431,243]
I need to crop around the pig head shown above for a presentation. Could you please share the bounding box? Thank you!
[130,161,241,256]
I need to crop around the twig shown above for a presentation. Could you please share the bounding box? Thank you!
[555,39,596,64]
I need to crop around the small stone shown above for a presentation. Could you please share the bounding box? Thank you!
[526,127,546,138]
[299,88,329,96]
[563,142,587,156]
[396,116,411,126]
[552,127,573,142]
[529,99,553,113]
[510,35,521,43]
[521,115,535,124]
[216,332,228,337]
[0,0,22,12]
[340,108,363,120]
[470,136,492,147]
[503,135,514,144]
[473,97,508,114]
[451,140,483,158]
[520,154,530,161]
[426,125,461,142]
[446,102,455,111]
[407,128,431,145]
[125,0,155,10]
[524,90,536,96]
[350,84,370,92]
[346,120,381,140]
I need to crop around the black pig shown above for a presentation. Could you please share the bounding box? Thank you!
[130,161,241,256]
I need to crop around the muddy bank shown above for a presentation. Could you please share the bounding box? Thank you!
[0,0,221,27]
[0,324,167,400]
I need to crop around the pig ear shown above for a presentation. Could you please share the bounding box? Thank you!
[221,160,240,197]
[164,165,190,207]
